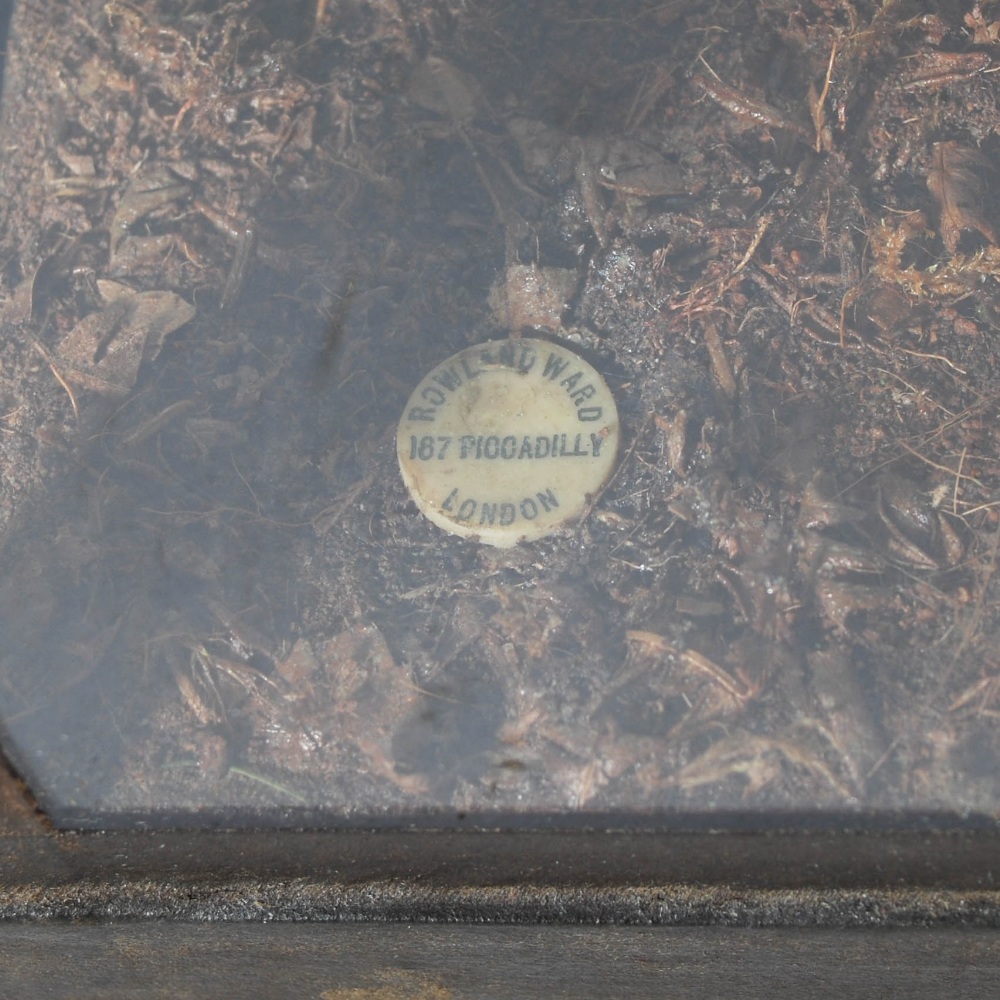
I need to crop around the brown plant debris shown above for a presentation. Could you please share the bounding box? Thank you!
[926,141,998,253]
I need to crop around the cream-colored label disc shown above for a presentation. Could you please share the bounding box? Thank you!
[397,338,619,547]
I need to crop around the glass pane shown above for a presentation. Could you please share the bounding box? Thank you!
[2,0,1000,828]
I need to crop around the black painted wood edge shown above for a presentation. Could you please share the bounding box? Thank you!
[3,752,1000,926]
[1,826,999,926]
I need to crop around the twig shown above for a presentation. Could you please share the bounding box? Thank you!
[31,341,79,422]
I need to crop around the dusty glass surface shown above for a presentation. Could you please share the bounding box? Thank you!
[2,0,1000,829]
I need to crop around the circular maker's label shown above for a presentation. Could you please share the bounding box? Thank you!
[397,338,619,547]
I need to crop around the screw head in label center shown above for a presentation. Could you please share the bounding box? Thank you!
[396,338,620,547]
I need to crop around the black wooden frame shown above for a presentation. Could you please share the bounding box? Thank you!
[2,760,1000,996]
